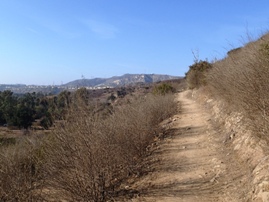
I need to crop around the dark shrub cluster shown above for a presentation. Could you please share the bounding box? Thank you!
[152,83,175,95]
[185,60,212,89]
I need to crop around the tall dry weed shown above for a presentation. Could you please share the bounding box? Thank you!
[0,136,45,201]
[208,32,269,140]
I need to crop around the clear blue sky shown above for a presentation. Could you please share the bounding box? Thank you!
[1,0,269,85]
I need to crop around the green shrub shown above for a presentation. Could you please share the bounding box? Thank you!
[185,60,212,89]
[153,83,175,95]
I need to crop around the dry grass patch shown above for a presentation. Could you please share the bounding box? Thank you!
[207,32,269,141]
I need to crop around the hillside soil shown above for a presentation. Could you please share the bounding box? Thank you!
[128,90,251,202]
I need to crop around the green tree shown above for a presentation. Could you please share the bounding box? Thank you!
[14,93,36,129]
[0,108,5,125]
[40,112,53,129]
[153,83,175,95]
[35,98,49,119]
[15,104,35,129]
[0,92,6,125]
[1,90,17,126]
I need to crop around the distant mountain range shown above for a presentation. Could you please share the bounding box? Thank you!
[63,74,181,88]
[0,74,182,94]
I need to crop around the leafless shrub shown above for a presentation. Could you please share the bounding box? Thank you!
[42,93,177,201]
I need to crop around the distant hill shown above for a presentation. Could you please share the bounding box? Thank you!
[0,74,182,94]
[63,74,181,88]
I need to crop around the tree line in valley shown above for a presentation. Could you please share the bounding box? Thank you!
[0,88,90,130]
[0,82,178,130]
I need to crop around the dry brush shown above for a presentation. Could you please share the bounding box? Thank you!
[207,32,269,141]
[0,92,178,201]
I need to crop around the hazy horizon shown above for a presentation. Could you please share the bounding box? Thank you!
[1,0,269,85]
[0,73,182,86]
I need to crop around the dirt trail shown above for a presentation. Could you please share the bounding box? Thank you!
[131,90,250,202]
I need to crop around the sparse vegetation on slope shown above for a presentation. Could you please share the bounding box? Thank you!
[207,33,269,141]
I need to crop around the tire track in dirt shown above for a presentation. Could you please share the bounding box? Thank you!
[130,90,250,202]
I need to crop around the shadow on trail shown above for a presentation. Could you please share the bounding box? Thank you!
[130,126,225,199]
[138,178,223,198]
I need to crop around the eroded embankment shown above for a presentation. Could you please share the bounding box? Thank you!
[128,90,251,202]
[192,89,269,201]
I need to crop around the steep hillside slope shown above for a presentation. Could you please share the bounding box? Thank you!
[207,32,269,143]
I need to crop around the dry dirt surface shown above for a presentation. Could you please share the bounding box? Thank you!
[130,90,250,202]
